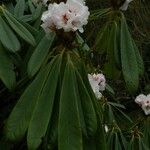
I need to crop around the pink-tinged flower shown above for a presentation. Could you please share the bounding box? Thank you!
[120,0,133,11]
[88,73,106,99]
[135,94,146,106]
[41,0,90,33]
[135,94,150,115]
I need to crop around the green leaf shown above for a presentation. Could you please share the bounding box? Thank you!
[69,68,87,137]
[105,84,115,95]
[5,2,14,14]
[108,105,115,123]
[95,114,106,150]
[114,21,121,69]
[120,15,139,93]
[133,40,144,76]
[5,63,52,141]
[32,3,42,21]
[58,61,82,150]
[89,8,110,21]
[28,0,36,13]
[108,102,125,109]
[17,19,38,36]
[3,9,36,46]
[94,24,110,54]
[71,53,106,149]
[114,133,122,150]
[27,54,62,150]
[76,33,90,52]
[20,15,33,23]
[104,22,121,79]
[107,131,114,150]
[115,107,133,123]
[46,95,59,149]
[76,71,97,137]
[28,33,55,76]
[0,16,20,52]
[120,132,128,149]
[14,0,25,18]
[0,43,16,89]
[76,92,87,137]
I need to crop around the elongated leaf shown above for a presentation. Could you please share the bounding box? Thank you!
[46,93,60,149]
[76,33,90,52]
[0,43,16,89]
[14,0,25,18]
[120,15,139,93]
[94,111,106,150]
[94,24,110,53]
[27,54,62,150]
[5,2,14,14]
[115,134,122,150]
[28,0,35,13]
[59,61,82,150]
[68,63,87,137]
[28,33,55,76]
[69,52,96,102]
[32,3,42,21]
[108,102,125,109]
[114,21,121,69]
[76,71,97,137]
[3,9,36,46]
[107,131,114,150]
[76,94,87,137]
[70,52,106,150]
[120,132,128,149]
[20,15,33,22]
[108,105,115,123]
[133,40,144,76]
[89,8,110,20]
[0,16,20,52]
[105,84,115,95]
[5,64,52,141]
[104,22,120,79]
[17,19,39,36]
[115,107,133,123]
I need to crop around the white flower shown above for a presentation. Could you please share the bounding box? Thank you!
[135,94,146,106]
[104,125,109,133]
[41,0,90,33]
[120,0,133,11]
[88,73,106,99]
[135,94,150,115]
[97,74,106,91]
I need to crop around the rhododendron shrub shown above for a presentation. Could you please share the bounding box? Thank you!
[0,0,149,150]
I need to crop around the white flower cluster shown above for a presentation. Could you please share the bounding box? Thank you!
[88,73,106,99]
[41,0,90,33]
[120,0,133,11]
[135,94,150,115]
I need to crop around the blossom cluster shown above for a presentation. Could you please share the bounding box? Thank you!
[135,94,150,115]
[41,0,90,33]
[88,73,106,99]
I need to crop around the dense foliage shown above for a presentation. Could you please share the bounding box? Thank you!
[0,0,150,149]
